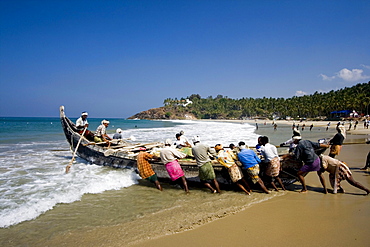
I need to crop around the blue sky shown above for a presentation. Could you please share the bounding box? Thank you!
[1,0,369,118]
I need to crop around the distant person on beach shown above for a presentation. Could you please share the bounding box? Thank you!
[328,125,345,158]
[326,122,331,131]
[237,142,270,194]
[310,124,313,131]
[282,136,329,193]
[191,135,221,193]
[354,120,358,130]
[214,144,251,195]
[273,123,277,130]
[137,147,162,191]
[113,128,123,139]
[160,139,189,193]
[259,136,286,191]
[319,155,370,195]
[75,111,94,141]
[94,120,113,143]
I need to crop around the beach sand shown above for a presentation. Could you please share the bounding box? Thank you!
[134,120,370,247]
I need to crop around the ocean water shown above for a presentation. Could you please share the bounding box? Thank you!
[1,116,287,245]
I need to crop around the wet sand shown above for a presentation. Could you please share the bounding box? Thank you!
[136,120,370,247]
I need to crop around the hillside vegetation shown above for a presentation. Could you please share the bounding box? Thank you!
[129,82,370,120]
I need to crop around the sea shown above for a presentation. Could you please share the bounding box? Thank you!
[0,117,307,246]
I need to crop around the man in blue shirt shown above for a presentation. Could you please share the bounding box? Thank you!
[238,142,269,194]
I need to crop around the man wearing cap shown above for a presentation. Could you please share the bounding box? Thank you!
[160,139,189,192]
[191,135,221,193]
[94,120,112,143]
[286,136,329,193]
[137,147,162,191]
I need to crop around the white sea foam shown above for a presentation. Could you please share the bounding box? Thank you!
[0,143,140,228]
[123,120,259,146]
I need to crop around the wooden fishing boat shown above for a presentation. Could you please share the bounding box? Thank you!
[60,106,311,187]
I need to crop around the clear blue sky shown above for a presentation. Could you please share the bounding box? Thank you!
[1,0,369,118]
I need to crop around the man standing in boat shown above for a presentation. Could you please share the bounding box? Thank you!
[137,147,162,191]
[191,135,221,193]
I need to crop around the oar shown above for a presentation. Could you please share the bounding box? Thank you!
[66,127,87,173]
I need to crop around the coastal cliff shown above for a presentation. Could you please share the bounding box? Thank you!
[128,107,197,120]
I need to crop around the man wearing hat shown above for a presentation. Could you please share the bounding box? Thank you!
[113,128,123,140]
[191,135,221,193]
[75,111,94,141]
[76,112,89,132]
[94,120,112,143]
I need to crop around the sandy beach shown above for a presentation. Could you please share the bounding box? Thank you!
[134,120,370,247]
[2,119,369,247]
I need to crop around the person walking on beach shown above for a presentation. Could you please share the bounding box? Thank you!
[319,155,370,195]
[328,125,345,158]
[160,139,189,193]
[191,135,221,193]
[282,136,329,193]
[237,142,270,194]
[259,136,286,191]
[214,144,251,195]
[137,147,162,191]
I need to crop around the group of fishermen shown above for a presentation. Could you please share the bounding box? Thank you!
[75,111,370,195]
[137,129,370,196]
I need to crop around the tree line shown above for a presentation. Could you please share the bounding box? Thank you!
[162,82,370,120]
